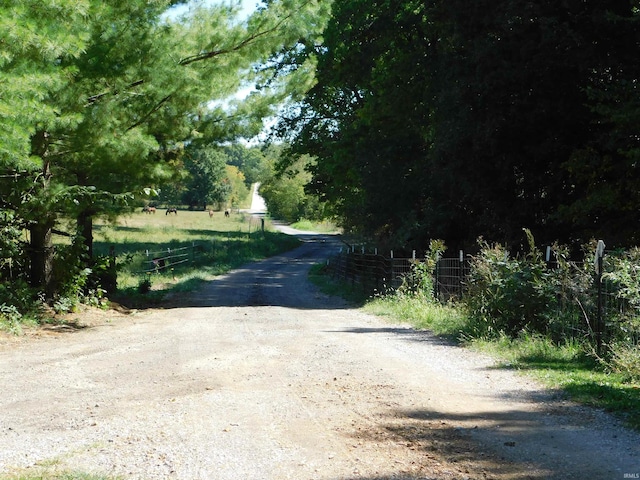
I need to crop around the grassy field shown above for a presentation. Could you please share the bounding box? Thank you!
[93,209,301,306]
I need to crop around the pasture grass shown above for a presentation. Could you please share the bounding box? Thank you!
[94,209,300,306]
[311,270,640,430]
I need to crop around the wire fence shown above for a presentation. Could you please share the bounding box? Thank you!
[137,243,204,274]
[325,244,637,351]
[325,248,470,299]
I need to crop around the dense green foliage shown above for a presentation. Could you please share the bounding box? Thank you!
[260,153,327,223]
[0,0,329,307]
[278,0,640,252]
[224,144,271,187]
[181,146,231,210]
[463,231,563,338]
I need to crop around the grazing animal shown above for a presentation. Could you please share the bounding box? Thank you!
[166,207,178,215]
[143,206,156,214]
[208,210,214,218]
[224,209,230,217]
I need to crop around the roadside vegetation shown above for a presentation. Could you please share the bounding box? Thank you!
[311,234,640,430]
[289,219,340,234]
[0,209,300,332]
[101,210,301,308]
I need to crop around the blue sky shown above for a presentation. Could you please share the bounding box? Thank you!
[168,0,259,21]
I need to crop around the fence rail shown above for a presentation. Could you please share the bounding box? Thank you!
[138,243,202,274]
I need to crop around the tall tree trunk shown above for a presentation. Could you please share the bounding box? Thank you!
[78,209,94,260]
[29,130,56,299]
[29,220,55,299]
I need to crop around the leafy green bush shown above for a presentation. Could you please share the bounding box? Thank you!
[0,303,23,334]
[601,248,640,378]
[398,239,446,300]
[138,274,152,294]
[47,236,112,314]
[90,254,117,294]
[604,248,640,343]
[607,342,640,382]
[462,230,559,338]
[0,280,38,314]
[0,282,42,333]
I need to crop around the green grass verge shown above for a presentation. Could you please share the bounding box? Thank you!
[364,292,468,342]
[311,267,640,430]
[471,334,640,429]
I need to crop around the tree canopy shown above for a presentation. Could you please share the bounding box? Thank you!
[5,0,640,306]
[0,0,331,297]
[277,0,640,252]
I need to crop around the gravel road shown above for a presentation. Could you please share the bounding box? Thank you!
[0,227,639,479]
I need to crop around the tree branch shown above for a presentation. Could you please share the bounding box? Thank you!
[126,94,173,132]
[178,15,291,66]
[86,79,145,105]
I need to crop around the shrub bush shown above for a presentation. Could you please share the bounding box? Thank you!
[604,248,640,344]
[138,274,152,294]
[462,230,559,338]
[0,303,23,334]
[398,239,446,300]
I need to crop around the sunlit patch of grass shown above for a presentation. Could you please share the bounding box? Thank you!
[92,211,301,306]
[364,292,468,341]
[290,218,340,233]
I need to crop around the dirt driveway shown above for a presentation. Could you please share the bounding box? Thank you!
[0,229,639,479]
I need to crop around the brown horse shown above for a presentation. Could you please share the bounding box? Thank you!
[143,206,156,214]
[208,209,214,218]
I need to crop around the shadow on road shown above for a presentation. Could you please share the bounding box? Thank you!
[334,326,459,347]
[158,232,354,310]
[335,402,637,480]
